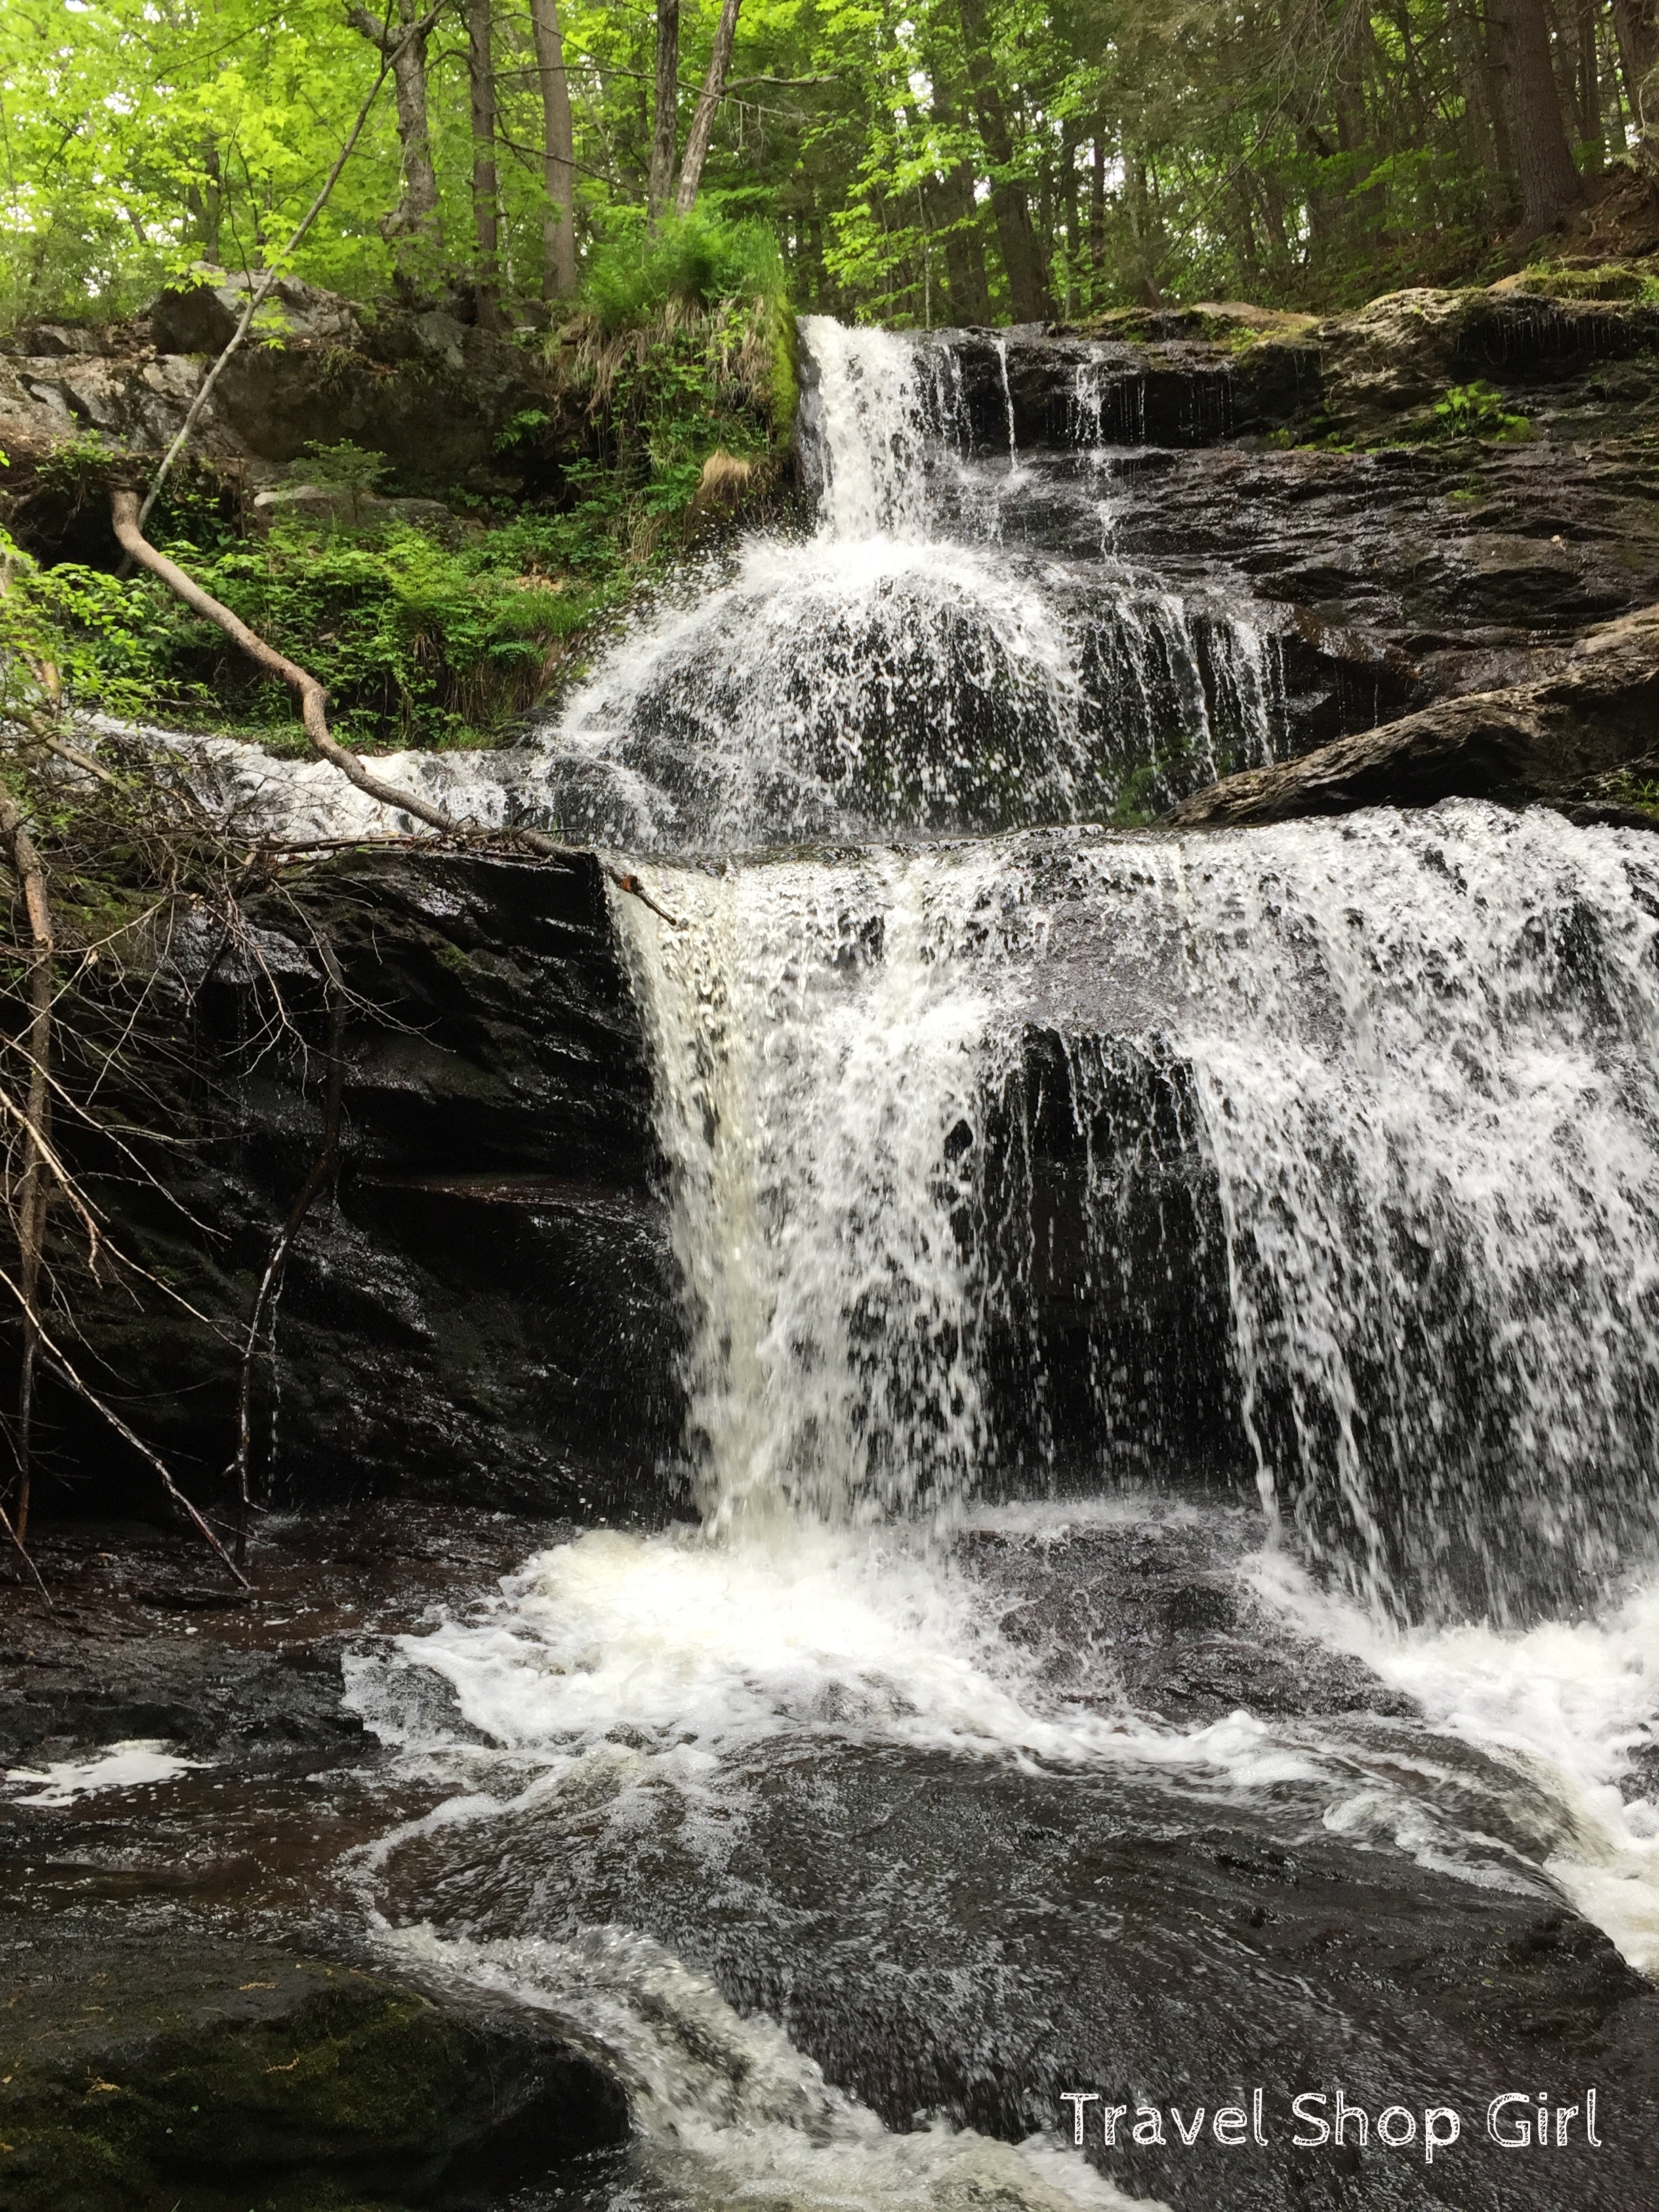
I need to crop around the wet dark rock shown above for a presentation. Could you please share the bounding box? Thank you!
[968,1513,1418,1724]
[353,1500,1659,2209]
[1166,600,1659,827]
[0,1919,626,2212]
[36,851,684,1524]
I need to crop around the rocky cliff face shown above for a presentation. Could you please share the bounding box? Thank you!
[39,848,685,1525]
[0,269,584,549]
[900,291,1659,727]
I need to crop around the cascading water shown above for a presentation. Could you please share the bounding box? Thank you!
[178,318,1283,856]
[321,321,1659,2209]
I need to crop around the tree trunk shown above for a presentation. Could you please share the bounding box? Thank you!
[1611,0,1659,94]
[347,4,443,264]
[468,0,504,327]
[1090,125,1105,277]
[674,0,741,216]
[186,140,224,263]
[927,159,991,325]
[1490,0,1584,234]
[1576,0,1603,164]
[529,0,577,298]
[927,75,992,325]
[0,788,54,1547]
[1126,152,1161,307]
[1610,0,1659,159]
[649,0,680,219]
[1448,0,1509,195]
[954,0,1053,323]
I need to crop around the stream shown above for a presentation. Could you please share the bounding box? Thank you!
[57,319,1659,2208]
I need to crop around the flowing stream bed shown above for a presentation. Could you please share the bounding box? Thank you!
[24,319,1659,2210]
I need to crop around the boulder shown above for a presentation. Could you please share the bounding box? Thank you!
[150,268,365,354]
[251,483,459,534]
[0,1921,627,2212]
[1164,599,1659,826]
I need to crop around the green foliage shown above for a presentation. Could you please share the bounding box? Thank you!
[287,440,391,499]
[582,210,788,334]
[1430,382,1532,441]
[136,518,615,750]
[0,0,1635,350]
[1,527,185,724]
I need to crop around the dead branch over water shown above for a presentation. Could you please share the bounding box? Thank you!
[109,488,680,926]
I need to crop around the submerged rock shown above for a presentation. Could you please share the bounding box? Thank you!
[0,1921,627,2212]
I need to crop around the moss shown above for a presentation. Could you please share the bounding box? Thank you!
[1513,260,1656,302]
[0,1949,626,2212]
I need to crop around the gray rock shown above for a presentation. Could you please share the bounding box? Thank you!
[411,308,469,373]
[150,268,365,354]
[15,323,106,356]
[1166,600,1659,826]
[251,483,457,533]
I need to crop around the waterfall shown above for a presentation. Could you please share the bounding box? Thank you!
[318,314,1659,2205]
[496,317,1285,851]
[618,804,1659,1624]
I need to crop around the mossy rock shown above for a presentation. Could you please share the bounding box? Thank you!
[1510,261,1652,302]
[0,1924,628,2212]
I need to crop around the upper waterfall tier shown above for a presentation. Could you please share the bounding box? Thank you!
[182,318,1345,856]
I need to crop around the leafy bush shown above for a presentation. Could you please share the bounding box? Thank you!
[285,438,390,501]
[583,209,787,333]
[141,518,619,750]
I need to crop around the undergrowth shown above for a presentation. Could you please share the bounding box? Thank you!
[2,228,798,752]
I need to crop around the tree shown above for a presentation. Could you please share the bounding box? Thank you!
[347,1,445,273]
[650,0,681,218]
[676,0,743,214]
[529,0,578,297]
[468,0,504,325]
[954,0,1054,321]
[1489,0,1584,233]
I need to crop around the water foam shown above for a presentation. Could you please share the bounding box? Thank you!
[1249,1549,1659,1973]
[611,803,1659,1620]
[3,1739,205,1804]
[358,1519,1315,1789]
[380,1921,1158,2211]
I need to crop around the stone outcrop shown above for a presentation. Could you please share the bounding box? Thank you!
[0,1919,627,2212]
[0,269,576,502]
[36,848,686,1524]
[1166,600,1659,827]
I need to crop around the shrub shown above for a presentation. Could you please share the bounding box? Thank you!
[582,209,787,333]
[1430,380,1532,441]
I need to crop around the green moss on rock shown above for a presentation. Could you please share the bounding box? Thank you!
[0,1929,628,2212]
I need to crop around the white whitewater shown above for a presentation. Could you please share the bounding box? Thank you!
[356,801,1659,2187]
[609,803,1659,1612]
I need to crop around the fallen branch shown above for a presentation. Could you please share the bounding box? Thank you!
[0,783,56,1542]
[0,1256,247,1586]
[109,489,682,923]
[0,1490,51,1606]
